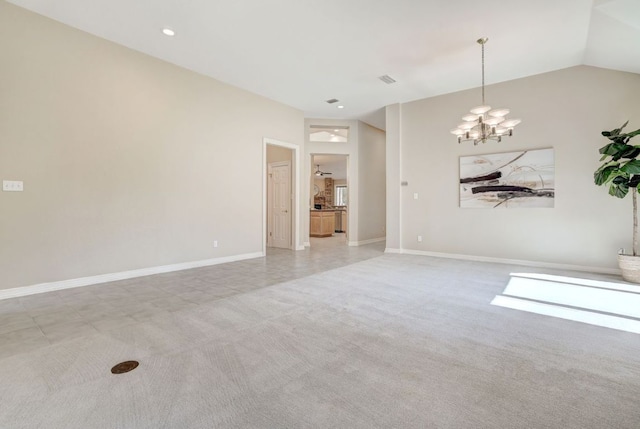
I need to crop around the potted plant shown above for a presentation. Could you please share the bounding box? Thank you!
[594,121,640,283]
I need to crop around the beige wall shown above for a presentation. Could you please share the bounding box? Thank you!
[357,122,386,241]
[0,2,304,290]
[391,65,640,270]
[314,179,326,193]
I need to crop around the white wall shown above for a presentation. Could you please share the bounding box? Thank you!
[0,2,304,290]
[357,122,386,242]
[390,65,640,270]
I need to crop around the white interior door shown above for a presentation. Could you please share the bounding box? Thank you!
[268,161,291,249]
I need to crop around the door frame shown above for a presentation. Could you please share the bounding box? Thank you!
[267,160,291,249]
[263,138,302,255]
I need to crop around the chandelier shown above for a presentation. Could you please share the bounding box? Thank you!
[450,38,521,145]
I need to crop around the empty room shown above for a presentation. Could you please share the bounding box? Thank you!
[1,0,640,427]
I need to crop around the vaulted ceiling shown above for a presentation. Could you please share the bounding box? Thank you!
[8,0,640,129]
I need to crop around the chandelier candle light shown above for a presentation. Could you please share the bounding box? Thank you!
[451,38,521,145]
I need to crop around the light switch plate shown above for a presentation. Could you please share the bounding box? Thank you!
[3,180,24,192]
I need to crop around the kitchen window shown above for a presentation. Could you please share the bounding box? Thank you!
[335,185,348,206]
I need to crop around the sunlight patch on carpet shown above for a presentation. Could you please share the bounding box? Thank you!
[492,273,640,334]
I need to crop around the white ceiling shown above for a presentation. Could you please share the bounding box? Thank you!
[8,0,640,130]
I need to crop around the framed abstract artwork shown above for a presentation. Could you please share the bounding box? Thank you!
[459,148,555,208]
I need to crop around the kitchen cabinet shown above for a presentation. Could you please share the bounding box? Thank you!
[310,210,335,237]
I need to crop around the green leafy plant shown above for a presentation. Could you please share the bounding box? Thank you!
[594,121,640,255]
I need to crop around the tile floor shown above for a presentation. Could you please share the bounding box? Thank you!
[0,234,385,360]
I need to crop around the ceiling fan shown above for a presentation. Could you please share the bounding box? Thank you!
[314,164,332,176]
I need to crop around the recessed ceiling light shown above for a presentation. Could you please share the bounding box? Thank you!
[337,105,344,109]
[334,129,339,132]
[162,28,175,36]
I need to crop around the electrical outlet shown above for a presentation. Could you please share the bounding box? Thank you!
[417,235,422,242]
[413,193,418,200]
[3,180,24,192]
[213,241,218,248]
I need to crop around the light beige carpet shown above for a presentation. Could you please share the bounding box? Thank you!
[1,254,639,428]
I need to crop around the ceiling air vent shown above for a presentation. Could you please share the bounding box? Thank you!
[378,75,396,84]
[325,98,340,104]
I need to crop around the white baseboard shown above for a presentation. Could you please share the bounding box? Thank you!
[396,249,620,275]
[0,252,264,301]
[347,237,386,247]
[384,248,403,254]
[295,245,306,251]
[303,241,311,248]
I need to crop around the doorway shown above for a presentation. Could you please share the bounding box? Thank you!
[310,154,348,247]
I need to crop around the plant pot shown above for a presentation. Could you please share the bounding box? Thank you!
[617,254,640,283]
